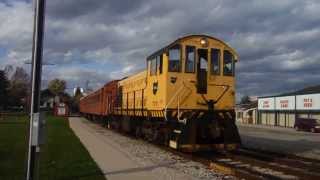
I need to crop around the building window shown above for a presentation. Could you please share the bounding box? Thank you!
[168,45,181,72]
[185,46,195,73]
[150,58,157,76]
[157,55,163,74]
[223,50,234,76]
[211,48,220,75]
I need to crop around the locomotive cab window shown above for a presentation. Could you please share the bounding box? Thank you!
[168,44,181,72]
[185,46,195,73]
[150,58,157,76]
[157,55,163,74]
[211,48,220,75]
[223,50,234,76]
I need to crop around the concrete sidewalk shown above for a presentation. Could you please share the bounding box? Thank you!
[69,117,198,180]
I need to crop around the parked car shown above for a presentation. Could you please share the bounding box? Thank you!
[294,117,320,133]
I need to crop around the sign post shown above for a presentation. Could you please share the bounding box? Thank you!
[26,0,46,180]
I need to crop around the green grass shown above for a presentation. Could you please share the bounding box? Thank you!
[0,115,106,180]
[0,115,28,179]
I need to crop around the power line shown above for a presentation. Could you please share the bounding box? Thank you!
[24,59,55,66]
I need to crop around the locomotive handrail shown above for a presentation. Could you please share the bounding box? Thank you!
[164,85,184,121]
[164,81,191,122]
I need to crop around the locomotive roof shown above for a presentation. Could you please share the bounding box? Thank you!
[146,34,238,61]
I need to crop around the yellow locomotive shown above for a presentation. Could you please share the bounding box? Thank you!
[109,34,241,152]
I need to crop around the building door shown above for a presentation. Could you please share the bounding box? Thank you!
[197,49,208,94]
[287,113,295,128]
[261,112,267,125]
[279,113,286,127]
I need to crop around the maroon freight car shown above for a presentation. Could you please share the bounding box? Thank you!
[79,89,103,115]
[102,80,119,116]
[79,80,119,118]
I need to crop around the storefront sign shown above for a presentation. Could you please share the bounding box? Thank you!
[296,94,320,110]
[275,96,295,110]
[258,98,275,110]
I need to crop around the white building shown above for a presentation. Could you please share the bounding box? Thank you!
[236,101,258,124]
[258,93,320,128]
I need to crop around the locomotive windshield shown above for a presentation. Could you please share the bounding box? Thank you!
[185,46,195,73]
[223,50,234,76]
[168,45,181,72]
[211,48,220,75]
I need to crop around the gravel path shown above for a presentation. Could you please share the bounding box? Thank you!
[69,117,234,180]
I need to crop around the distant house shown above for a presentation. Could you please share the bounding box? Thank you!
[236,100,258,124]
[40,89,55,109]
[54,102,69,117]
[53,96,69,117]
[40,98,54,109]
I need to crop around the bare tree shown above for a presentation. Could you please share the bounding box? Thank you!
[11,67,30,83]
[0,70,9,110]
[4,65,14,79]
[7,67,30,109]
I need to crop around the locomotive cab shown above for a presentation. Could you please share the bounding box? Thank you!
[146,35,238,111]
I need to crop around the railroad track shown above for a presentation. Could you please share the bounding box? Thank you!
[138,138,320,179]
[206,148,320,180]
[89,119,320,180]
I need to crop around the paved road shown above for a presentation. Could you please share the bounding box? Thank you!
[237,123,320,160]
[69,117,202,180]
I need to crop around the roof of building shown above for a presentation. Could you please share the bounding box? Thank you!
[236,101,258,110]
[280,85,320,96]
[259,84,320,99]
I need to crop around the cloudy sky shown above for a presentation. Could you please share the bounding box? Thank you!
[0,0,320,99]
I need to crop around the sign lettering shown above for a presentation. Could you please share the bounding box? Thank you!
[263,101,269,108]
[304,98,313,108]
[280,100,288,108]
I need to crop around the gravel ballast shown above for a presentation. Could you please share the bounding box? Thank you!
[71,117,235,180]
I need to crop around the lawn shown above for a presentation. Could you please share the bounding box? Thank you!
[0,114,106,180]
[0,115,28,179]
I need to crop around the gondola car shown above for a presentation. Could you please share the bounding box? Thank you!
[80,34,241,152]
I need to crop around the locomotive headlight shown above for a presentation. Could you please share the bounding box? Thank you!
[200,38,208,46]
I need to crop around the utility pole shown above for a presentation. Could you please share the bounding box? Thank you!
[26,0,46,180]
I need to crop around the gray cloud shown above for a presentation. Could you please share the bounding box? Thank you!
[0,0,320,98]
